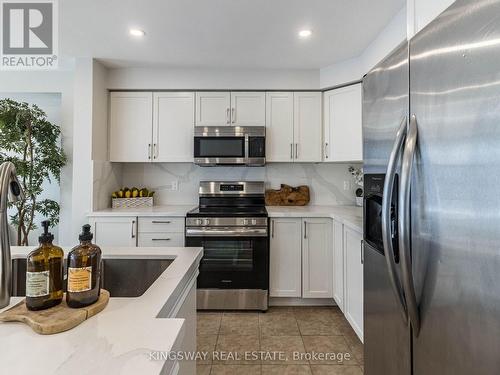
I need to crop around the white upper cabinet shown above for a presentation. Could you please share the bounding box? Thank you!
[195,92,231,126]
[302,218,333,298]
[153,92,194,162]
[230,92,266,126]
[323,84,362,162]
[269,218,302,297]
[109,92,153,162]
[266,92,294,162]
[294,92,322,162]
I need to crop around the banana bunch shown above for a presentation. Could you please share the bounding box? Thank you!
[112,187,155,199]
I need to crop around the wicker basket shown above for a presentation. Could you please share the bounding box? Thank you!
[112,197,153,209]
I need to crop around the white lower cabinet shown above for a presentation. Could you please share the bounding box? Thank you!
[332,219,345,311]
[269,218,302,297]
[89,216,185,247]
[90,216,137,247]
[344,226,364,341]
[269,217,332,299]
[302,218,333,298]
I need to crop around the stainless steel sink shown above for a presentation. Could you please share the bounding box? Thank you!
[11,258,172,297]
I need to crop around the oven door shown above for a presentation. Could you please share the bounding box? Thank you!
[185,233,269,289]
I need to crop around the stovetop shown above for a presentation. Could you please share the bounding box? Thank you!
[186,206,268,218]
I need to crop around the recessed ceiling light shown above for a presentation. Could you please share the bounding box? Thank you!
[298,29,312,38]
[129,28,145,37]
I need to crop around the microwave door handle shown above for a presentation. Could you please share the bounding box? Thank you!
[382,116,408,325]
[244,134,249,163]
[399,114,420,336]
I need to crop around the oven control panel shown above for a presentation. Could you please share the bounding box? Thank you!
[220,184,244,192]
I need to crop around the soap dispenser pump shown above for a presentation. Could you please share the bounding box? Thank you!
[66,224,102,308]
[25,220,64,310]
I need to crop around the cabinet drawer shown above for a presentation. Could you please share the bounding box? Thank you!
[138,232,185,247]
[138,217,184,233]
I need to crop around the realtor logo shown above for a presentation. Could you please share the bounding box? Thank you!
[1,0,58,69]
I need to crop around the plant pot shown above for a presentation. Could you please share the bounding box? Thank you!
[355,196,363,207]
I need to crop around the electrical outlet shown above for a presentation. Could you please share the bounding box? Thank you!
[343,181,351,191]
[171,181,178,191]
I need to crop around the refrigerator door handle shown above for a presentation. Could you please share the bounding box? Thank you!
[399,114,420,335]
[382,116,408,324]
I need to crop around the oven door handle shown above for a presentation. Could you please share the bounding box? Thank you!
[186,227,268,237]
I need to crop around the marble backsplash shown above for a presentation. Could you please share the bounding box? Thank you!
[112,162,363,207]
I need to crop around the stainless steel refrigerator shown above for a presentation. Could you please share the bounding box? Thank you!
[363,0,500,374]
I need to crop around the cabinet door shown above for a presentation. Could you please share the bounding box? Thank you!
[265,92,294,162]
[323,84,362,162]
[230,92,266,126]
[90,216,137,247]
[269,218,302,297]
[195,92,231,126]
[302,218,333,298]
[153,92,194,162]
[344,226,364,341]
[293,92,322,162]
[109,92,153,162]
[332,219,345,311]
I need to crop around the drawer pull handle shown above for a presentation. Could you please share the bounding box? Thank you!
[152,238,171,241]
[151,221,172,224]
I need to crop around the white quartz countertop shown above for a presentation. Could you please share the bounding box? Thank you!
[88,205,196,217]
[266,205,363,233]
[0,246,203,375]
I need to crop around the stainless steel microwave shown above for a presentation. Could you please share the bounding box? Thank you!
[194,126,265,166]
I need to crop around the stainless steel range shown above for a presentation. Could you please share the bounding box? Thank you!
[185,181,269,311]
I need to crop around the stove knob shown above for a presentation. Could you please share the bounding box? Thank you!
[243,219,249,225]
[203,219,211,226]
[195,219,202,226]
[251,219,257,225]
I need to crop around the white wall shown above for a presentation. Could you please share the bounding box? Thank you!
[119,162,363,207]
[0,63,75,245]
[407,0,455,38]
[320,6,407,88]
[107,67,320,90]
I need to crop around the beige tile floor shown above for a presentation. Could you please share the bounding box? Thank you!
[196,306,364,375]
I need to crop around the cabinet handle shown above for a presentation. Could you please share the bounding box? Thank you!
[151,220,171,224]
[226,108,230,124]
[325,142,329,159]
[361,239,364,264]
[152,238,171,241]
[131,220,136,238]
[304,221,307,239]
[290,144,293,160]
[295,143,298,159]
[153,143,158,159]
[231,107,235,123]
[148,144,152,160]
[271,220,275,238]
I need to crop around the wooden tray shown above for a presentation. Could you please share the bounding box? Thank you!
[0,289,109,335]
[265,184,310,206]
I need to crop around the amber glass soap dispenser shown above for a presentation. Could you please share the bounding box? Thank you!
[66,224,102,308]
[25,220,64,311]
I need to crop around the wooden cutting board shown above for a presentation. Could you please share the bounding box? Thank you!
[0,289,109,335]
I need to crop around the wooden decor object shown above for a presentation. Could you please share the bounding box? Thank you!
[0,289,109,335]
[265,184,310,206]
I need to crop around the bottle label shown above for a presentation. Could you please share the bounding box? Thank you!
[26,271,50,297]
[67,267,92,293]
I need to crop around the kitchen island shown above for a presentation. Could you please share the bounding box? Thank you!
[0,246,203,375]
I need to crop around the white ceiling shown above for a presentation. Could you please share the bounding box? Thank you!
[60,0,405,69]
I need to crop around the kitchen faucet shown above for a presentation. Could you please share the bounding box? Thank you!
[0,162,24,309]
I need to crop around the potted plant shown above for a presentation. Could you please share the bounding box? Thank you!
[348,166,364,207]
[0,99,66,245]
